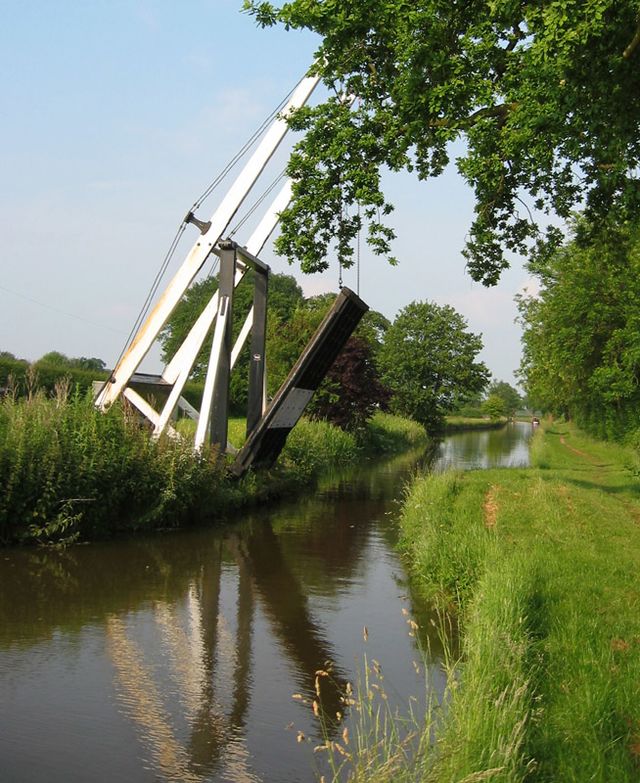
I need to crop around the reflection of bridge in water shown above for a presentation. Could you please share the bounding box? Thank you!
[0,446,456,783]
[106,523,348,783]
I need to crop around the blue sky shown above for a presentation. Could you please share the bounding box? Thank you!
[1,1,536,385]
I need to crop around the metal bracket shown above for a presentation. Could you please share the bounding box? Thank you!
[184,211,212,235]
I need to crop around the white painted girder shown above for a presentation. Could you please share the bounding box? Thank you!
[153,180,292,439]
[95,76,317,412]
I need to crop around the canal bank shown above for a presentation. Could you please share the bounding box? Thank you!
[396,420,640,782]
[0,387,425,545]
[0,423,531,782]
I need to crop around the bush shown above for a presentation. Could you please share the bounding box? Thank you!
[0,387,223,544]
[0,357,108,397]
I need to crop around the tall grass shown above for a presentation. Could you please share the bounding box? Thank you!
[0,385,224,544]
[361,411,427,454]
[309,621,446,783]
[282,418,360,478]
[382,420,640,782]
[429,554,543,782]
[1,391,426,545]
[399,471,492,609]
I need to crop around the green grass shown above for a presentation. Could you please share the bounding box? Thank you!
[361,411,428,453]
[1,394,425,545]
[0,386,226,544]
[392,421,640,781]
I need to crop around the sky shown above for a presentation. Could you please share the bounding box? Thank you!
[1,1,541,386]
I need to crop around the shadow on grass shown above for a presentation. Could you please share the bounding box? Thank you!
[562,476,640,500]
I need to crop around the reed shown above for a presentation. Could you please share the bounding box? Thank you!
[0,385,225,544]
[307,621,447,783]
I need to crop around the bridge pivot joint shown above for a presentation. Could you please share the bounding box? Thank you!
[184,211,212,235]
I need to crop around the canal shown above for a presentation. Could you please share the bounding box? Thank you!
[0,422,531,782]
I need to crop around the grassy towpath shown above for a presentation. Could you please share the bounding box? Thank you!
[398,420,640,782]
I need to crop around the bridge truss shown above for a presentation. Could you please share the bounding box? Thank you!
[95,74,368,476]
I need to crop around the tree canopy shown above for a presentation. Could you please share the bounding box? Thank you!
[306,336,390,431]
[265,293,391,427]
[159,271,304,383]
[35,352,106,371]
[518,217,640,439]
[487,380,522,416]
[482,392,507,421]
[246,0,640,284]
[378,300,489,430]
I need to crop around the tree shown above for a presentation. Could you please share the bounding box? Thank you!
[73,357,106,372]
[355,309,390,359]
[159,270,304,379]
[482,393,507,421]
[34,352,106,372]
[263,292,391,430]
[36,351,72,367]
[264,295,327,395]
[487,380,522,417]
[307,336,390,431]
[246,0,640,284]
[518,217,640,439]
[378,301,489,431]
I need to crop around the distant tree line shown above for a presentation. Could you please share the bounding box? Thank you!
[2,275,524,435]
[0,351,109,396]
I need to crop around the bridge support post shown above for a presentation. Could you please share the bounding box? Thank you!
[246,266,268,437]
[209,242,236,452]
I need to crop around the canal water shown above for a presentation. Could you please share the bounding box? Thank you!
[0,422,531,783]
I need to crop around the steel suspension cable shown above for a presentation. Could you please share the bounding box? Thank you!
[112,221,188,373]
[188,84,297,213]
[110,77,303,374]
[227,170,287,238]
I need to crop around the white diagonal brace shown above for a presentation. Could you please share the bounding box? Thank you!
[176,396,199,421]
[152,365,193,437]
[161,262,247,386]
[231,306,254,371]
[194,296,229,449]
[95,76,318,411]
[153,180,292,438]
[123,387,179,438]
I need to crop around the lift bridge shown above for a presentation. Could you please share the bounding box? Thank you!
[94,74,368,476]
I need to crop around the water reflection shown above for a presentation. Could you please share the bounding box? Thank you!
[434,421,531,471]
[0,427,529,782]
[0,450,442,782]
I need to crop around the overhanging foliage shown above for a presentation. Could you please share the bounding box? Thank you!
[246,0,640,284]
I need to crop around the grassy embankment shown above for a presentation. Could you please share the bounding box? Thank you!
[0,387,425,546]
[388,420,640,781]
